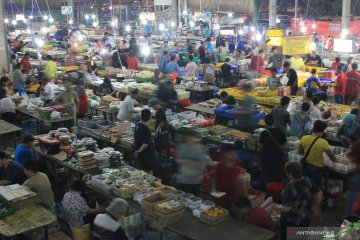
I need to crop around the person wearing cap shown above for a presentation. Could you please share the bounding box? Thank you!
[93,198,129,240]
[305,51,323,67]
[14,133,36,166]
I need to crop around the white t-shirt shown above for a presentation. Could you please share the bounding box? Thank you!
[44,82,57,100]
[309,106,321,120]
[117,95,135,121]
[0,97,16,114]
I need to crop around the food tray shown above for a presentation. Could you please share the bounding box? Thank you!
[92,175,113,194]
[0,200,15,219]
[141,192,170,211]
[154,200,185,214]
[200,207,229,225]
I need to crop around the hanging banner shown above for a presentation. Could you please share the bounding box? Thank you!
[282,36,313,55]
[154,0,172,5]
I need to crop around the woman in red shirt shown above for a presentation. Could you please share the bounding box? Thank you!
[21,52,32,73]
[126,52,139,70]
[214,147,245,208]
[331,57,341,70]
[250,49,265,71]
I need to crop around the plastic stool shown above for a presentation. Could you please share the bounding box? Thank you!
[266,182,285,204]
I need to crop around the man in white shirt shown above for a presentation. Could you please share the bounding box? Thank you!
[309,96,322,120]
[117,89,139,121]
[43,79,60,103]
[0,88,16,114]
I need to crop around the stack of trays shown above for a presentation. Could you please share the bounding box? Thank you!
[94,153,110,169]
[77,150,98,171]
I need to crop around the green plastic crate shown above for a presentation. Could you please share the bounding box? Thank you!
[0,200,15,219]
[136,77,151,83]
[39,110,53,120]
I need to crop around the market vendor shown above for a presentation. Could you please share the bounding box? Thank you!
[148,98,175,142]
[250,49,265,72]
[40,78,61,105]
[337,109,360,146]
[240,42,252,59]
[95,78,115,97]
[93,198,129,240]
[160,40,171,53]
[84,55,98,75]
[332,57,342,70]
[265,68,280,90]
[12,63,26,93]
[54,82,79,114]
[101,32,110,43]
[0,87,16,123]
[198,41,207,63]
[309,97,321,120]
[14,133,36,166]
[266,47,284,70]
[305,69,326,101]
[345,63,360,105]
[157,80,179,111]
[44,55,58,79]
[333,65,347,104]
[62,180,103,231]
[289,54,304,70]
[126,52,139,70]
[117,89,139,121]
[342,57,354,73]
[290,102,312,137]
[214,145,244,208]
[283,62,298,96]
[134,109,155,172]
[74,78,88,116]
[0,151,27,186]
[221,58,237,87]
[21,52,32,73]
[23,160,55,209]
[305,51,323,67]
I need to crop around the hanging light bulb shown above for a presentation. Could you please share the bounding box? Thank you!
[29,15,33,19]
[125,25,131,32]
[4,18,9,24]
[183,10,188,15]
[341,29,349,39]
[109,6,112,10]
[111,21,116,27]
[73,42,79,47]
[92,14,96,19]
[26,28,31,34]
[159,24,165,31]
[214,24,220,30]
[189,21,195,27]
[69,19,74,24]
[228,12,233,18]
[49,18,54,23]
[300,26,306,33]
[312,24,316,29]
[41,27,48,33]
[250,26,256,32]
[78,35,84,41]
[93,22,98,27]
[239,29,244,35]
[101,48,107,54]
[256,33,262,41]
[300,21,304,26]
[85,14,89,20]
[43,15,48,20]
[171,21,176,27]
[23,19,27,23]
[276,18,280,23]
[11,20,16,25]
[36,39,44,47]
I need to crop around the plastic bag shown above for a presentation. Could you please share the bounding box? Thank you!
[29,97,44,107]
[280,75,289,86]
[90,100,100,107]
[27,102,38,110]
[50,111,61,120]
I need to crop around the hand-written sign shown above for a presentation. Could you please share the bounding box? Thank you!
[282,36,313,55]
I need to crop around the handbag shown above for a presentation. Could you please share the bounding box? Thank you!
[300,137,320,166]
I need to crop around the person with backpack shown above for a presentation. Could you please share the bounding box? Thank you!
[290,102,312,138]
[259,115,287,186]
[299,120,337,187]
[276,162,323,240]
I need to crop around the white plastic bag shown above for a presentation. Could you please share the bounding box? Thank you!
[29,97,44,107]
[50,111,61,120]
[90,100,100,107]
[27,102,38,110]
[280,75,289,86]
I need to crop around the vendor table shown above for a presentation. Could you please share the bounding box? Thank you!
[0,205,56,240]
[168,211,275,240]
[17,108,74,132]
[89,105,116,121]
[184,104,215,115]
[186,86,218,101]
[0,120,21,150]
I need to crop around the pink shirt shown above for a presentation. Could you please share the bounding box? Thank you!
[185,62,197,77]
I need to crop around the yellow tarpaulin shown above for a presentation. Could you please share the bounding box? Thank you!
[282,36,313,55]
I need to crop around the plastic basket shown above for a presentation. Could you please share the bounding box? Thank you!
[214,105,235,118]
[0,200,15,219]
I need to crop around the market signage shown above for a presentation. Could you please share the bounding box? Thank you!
[61,6,72,15]
[282,36,313,55]
[329,23,341,32]
[266,29,284,47]
[154,0,172,5]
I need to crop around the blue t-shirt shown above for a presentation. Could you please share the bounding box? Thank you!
[237,41,245,51]
[305,76,320,93]
[14,144,35,166]
[145,23,152,33]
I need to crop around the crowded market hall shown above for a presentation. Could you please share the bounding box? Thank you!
[0,0,360,239]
